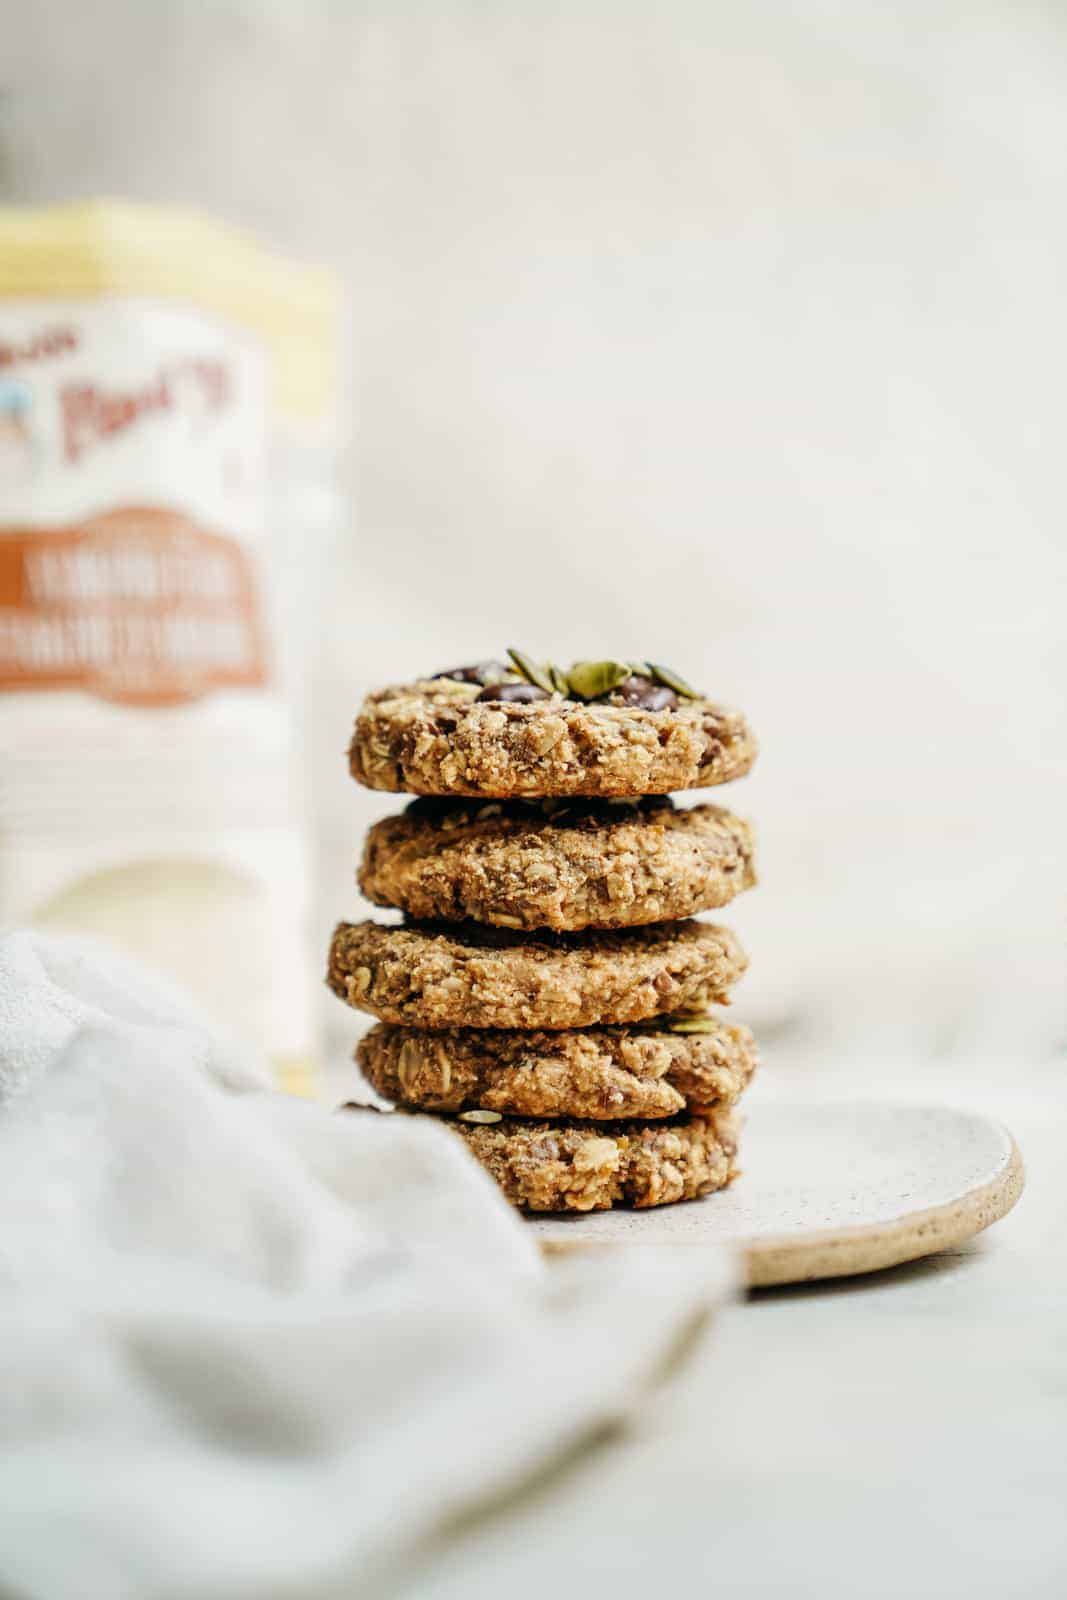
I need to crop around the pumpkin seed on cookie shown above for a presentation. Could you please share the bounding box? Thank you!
[507,647,557,695]
[565,659,632,700]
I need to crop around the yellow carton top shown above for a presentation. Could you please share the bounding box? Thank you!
[0,199,339,421]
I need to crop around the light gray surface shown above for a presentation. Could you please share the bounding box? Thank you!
[395,1064,1066,1600]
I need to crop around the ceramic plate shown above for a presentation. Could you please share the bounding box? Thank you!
[529,1100,1024,1286]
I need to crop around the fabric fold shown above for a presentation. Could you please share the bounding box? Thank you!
[0,931,735,1600]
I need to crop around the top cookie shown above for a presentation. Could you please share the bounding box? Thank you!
[349,653,757,798]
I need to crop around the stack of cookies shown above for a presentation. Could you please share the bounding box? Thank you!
[328,652,758,1213]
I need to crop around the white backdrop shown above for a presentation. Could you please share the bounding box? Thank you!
[4,0,1064,1073]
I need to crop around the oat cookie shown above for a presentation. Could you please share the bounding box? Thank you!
[349,673,756,798]
[328,918,747,1030]
[359,795,756,932]
[451,1108,740,1212]
[357,1016,757,1119]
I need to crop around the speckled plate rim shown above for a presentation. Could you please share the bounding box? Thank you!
[530,1102,1026,1288]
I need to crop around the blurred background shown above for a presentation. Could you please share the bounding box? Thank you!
[3,0,1064,1081]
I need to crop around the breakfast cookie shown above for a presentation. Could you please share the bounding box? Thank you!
[356,1015,757,1119]
[328,918,747,1030]
[349,655,756,798]
[449,1108,740,1212]
[359,795,756,932]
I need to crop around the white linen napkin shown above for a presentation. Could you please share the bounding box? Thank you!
[0,930,734,1599]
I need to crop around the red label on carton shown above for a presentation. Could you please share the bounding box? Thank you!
[0,506,271,707]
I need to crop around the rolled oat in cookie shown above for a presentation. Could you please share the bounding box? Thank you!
[450,1108,741,1212]
[359,795,756,932]
[348,672,756,798]
[356,1015,757,1119]
[327,918,748,1030]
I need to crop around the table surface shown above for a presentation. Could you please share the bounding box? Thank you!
[388,1057,1067,1600]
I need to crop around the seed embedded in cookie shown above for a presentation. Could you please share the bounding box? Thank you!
[450,1108,740,1212]
[359,795,756,932]
[348,673,757,798]
[356,1016,757,1119]
[328,918,748,1031]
